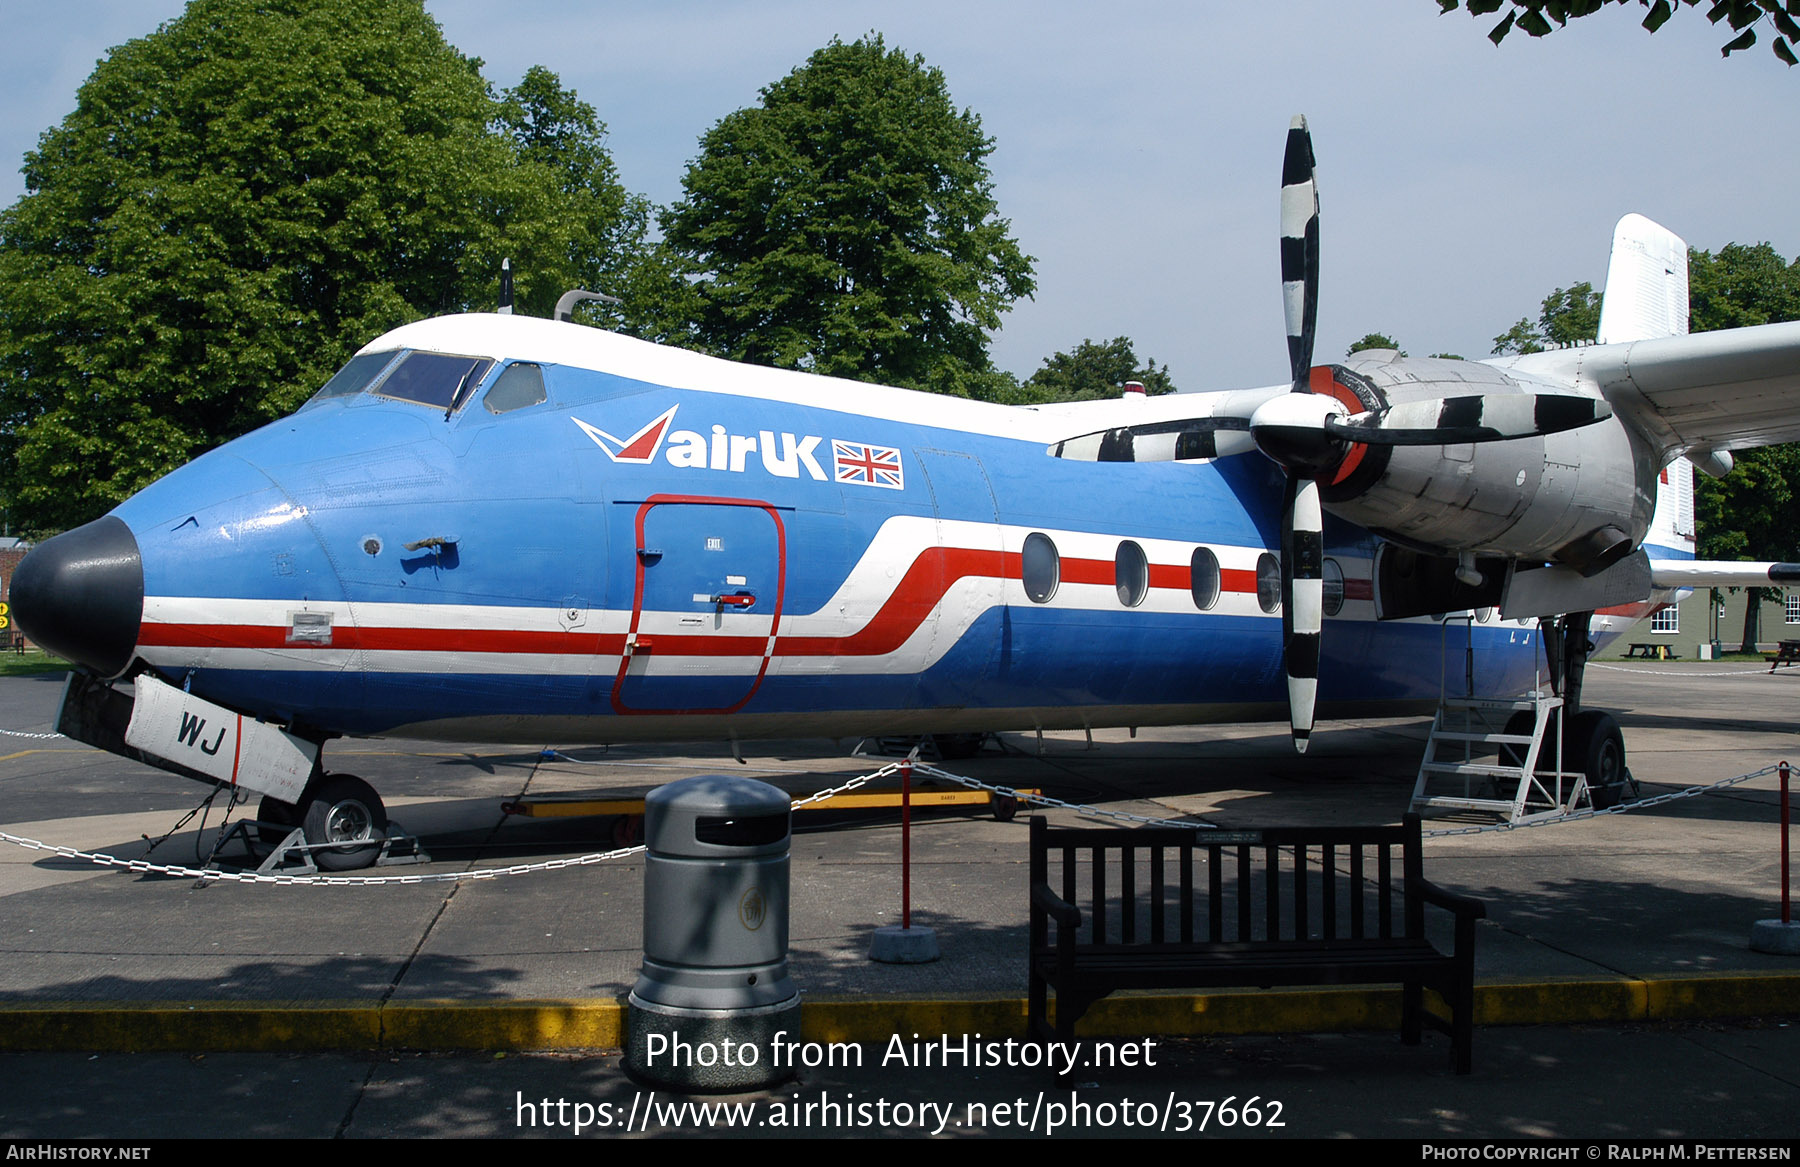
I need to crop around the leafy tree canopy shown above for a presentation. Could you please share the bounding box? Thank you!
[1690,241,1800,329]
[1685,241,1800,638]
[1491,281,1603,354]
[1022,337,1176,402]
[660,34,1036,400]
[0,0,642,533]
[1348,332,1406,355]
[1436,0,1799,67]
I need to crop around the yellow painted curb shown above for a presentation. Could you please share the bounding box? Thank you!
[382,1000,625,1050]
[0,1002,382,1052]
[1643,972,1800,1020]
[3,974,1799,1053]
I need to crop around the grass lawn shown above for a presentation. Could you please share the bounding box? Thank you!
[0,650,72,678]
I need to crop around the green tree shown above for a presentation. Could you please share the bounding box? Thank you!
[1348,333,1405,355]
[660,35,1036,399]
[0,0,642,534]
[1690,242,1800,329]
[1023,337,1177,402]
[493,66,683,336]
[1435,0,1799,67]
[1686,242,1800,649]
[1491,282,1602,354]
[1695,443,1800,650]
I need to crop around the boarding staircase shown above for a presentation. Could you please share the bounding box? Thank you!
[1408,617,1593,824]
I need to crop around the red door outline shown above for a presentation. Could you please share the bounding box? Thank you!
[611,494,788,715]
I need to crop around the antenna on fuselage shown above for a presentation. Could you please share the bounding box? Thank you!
[498,258,513,315]
[555,288,622,323]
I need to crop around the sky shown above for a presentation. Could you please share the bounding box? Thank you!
[2,2,1796,393]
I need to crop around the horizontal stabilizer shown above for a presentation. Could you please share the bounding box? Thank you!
[1648,560,1800,588]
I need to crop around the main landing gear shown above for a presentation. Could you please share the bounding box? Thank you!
[1413,609,1635,821]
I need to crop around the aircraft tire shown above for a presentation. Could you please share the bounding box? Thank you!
[610,814,643,848]
[256,795,300,846]
[1498,710,1562,772]
[301,774,388,872]
[1568,711,1627,807]
[934,734,986,761]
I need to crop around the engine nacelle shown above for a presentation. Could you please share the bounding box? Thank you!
[1314,351,1657,574]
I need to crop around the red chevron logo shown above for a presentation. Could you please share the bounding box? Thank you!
[572,405,679,463]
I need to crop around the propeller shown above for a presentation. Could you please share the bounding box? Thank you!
[1253,116,1616,755]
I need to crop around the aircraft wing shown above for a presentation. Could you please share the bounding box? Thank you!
[1500,320,1800,457]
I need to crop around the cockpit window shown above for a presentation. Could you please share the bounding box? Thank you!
[372,351,495,411]
[483,362,547,415]
[306,351,402,406]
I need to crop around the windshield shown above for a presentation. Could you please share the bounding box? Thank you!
[304,351,402,407]
[372,351,495,410]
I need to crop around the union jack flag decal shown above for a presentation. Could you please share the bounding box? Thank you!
[832,440,904,490]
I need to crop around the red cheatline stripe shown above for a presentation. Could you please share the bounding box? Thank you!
[230,713,242,785]
[137,545,1283,660]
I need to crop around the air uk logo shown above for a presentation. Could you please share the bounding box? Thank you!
[571,405,904,489]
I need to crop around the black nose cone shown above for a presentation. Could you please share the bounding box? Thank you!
[12,516,144,678]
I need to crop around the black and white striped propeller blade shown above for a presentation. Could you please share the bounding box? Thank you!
[1275,115,1324,754]
[1280,476,1322,754]
[1281,114,1320,393]
[1324,393,1612,446]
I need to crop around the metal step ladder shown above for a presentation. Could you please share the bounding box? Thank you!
[1410,694,1591,822]
[1408,615,1593,824]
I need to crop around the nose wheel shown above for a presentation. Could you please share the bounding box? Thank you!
[298,774,388,871]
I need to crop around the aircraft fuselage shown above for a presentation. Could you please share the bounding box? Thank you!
[28,314,1553,747]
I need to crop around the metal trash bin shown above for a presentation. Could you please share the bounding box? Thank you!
[626,775,799,1090]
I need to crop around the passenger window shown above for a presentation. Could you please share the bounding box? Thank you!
[373,351,495,410]
[1115,541,1148,607]
[1322,558,1345,618]
[304,351,401,406]
[1190,547,1221,610]
[1256,553,1281,614]
[1022,533,1060,603]
[483,362,548,414]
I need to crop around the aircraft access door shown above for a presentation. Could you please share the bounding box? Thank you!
[612,496,787,715]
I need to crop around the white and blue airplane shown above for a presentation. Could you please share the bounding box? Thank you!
[13,120,1800,867]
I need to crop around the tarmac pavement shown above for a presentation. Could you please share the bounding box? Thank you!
[1,662,1797,1139]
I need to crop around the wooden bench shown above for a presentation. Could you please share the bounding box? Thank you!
[1028,813,1486,1074]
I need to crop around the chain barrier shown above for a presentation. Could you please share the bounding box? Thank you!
[0,759,911,885]
[1591,663,1787,677]
[1420,762,1784,837]
[0,728,65,739]
[5,729,1781,874]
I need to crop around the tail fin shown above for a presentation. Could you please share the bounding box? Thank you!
[1644,453,1696,559]
[1596,214,1688,343]
[1598,216,1695,558]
